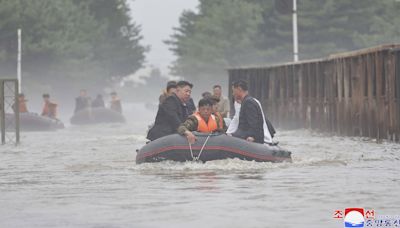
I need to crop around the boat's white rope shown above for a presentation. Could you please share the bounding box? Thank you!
[189,140,194,160]
[196,134,211,161]
[188,134,211,161]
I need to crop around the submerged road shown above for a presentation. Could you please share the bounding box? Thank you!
[0,103,399,228]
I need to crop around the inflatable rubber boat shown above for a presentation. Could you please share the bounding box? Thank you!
[70,107,125,125]
[5,112,64,131]
[136,133,292,164]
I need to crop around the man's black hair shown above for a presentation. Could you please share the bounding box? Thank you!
[202,91,212,98]
[110,92,117,96]
[42,93,50,98]
[208,96,220,105]
[176,80,193,89]
[232,80,248,91]
[198,98,213,108]
[166,80,177,91]
[213,85,222,89]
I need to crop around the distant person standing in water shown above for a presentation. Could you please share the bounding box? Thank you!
[110,92,122,113]
[74,89,90,114]
[41,93,58,119]
[147,80,193,141]
[159,81,177,105]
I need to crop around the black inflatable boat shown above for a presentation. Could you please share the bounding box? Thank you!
[5,112,64,131]
[70,107,125,125]
[136,133,292,164]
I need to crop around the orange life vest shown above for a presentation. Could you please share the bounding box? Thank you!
[42,101,57,118]
[194,112,218,133]
[19,100,28,113]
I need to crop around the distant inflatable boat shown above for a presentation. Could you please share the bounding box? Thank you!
[70,107,125,125]
[5,112,64,131]
[136,133,292,164]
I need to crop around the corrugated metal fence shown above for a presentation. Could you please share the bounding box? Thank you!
[228,44,400,141]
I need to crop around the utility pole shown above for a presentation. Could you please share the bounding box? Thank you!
[17,28,22,92]
[292,0,299,62]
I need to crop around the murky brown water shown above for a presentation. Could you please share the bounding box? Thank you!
[1,104,399,228]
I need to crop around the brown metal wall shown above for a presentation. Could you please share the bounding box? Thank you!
[228,44,400,141]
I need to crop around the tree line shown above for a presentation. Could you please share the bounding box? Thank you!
[0,0,146,92]
[167,0,400,86]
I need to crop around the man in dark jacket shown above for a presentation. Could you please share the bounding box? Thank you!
[74,89,90,114]
[92,94,105,108]
[147,80,193,141]
[231,80,264,144]
[186,98,196,115]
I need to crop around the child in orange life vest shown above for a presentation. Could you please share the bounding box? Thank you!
[177,98,225,144]
[110,92,122,113]
[41,93,58,119]
[208,95,227,131]
[18,93,29,113]
[12,93,29,113]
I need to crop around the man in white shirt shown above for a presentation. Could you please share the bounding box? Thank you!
[227,98,274,144]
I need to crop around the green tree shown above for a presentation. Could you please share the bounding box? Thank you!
[256,0,400,61]
[168,0,400,84]
[0,0,146,92]
[167,0,263,86]
[83,0,146,79]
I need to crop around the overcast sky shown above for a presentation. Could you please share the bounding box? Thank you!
[129,0,199,76]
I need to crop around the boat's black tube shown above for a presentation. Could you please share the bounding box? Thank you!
[136,132,292,164]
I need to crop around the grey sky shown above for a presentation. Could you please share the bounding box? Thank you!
[129,0,199,75]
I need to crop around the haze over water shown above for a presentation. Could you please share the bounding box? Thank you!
[1,103,399,228]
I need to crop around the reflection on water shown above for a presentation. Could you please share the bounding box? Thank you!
[1,103,400,227]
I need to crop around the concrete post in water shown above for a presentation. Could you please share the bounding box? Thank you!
[0,81,4,144]
[14,80,20,144]
[292,0,299,62]
[17,29,22,93]
[0,79,20,145]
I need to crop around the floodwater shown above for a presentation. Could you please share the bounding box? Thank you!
[1,103,400,228]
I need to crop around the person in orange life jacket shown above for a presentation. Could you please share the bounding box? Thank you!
[208,95,227,132]
[12,93,29,113]
[41,93,58,119]
[177,98,225,144]
[110,92,122,113]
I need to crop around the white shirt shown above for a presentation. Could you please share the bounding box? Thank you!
[226,101,241,134]
[226,99,273,144]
